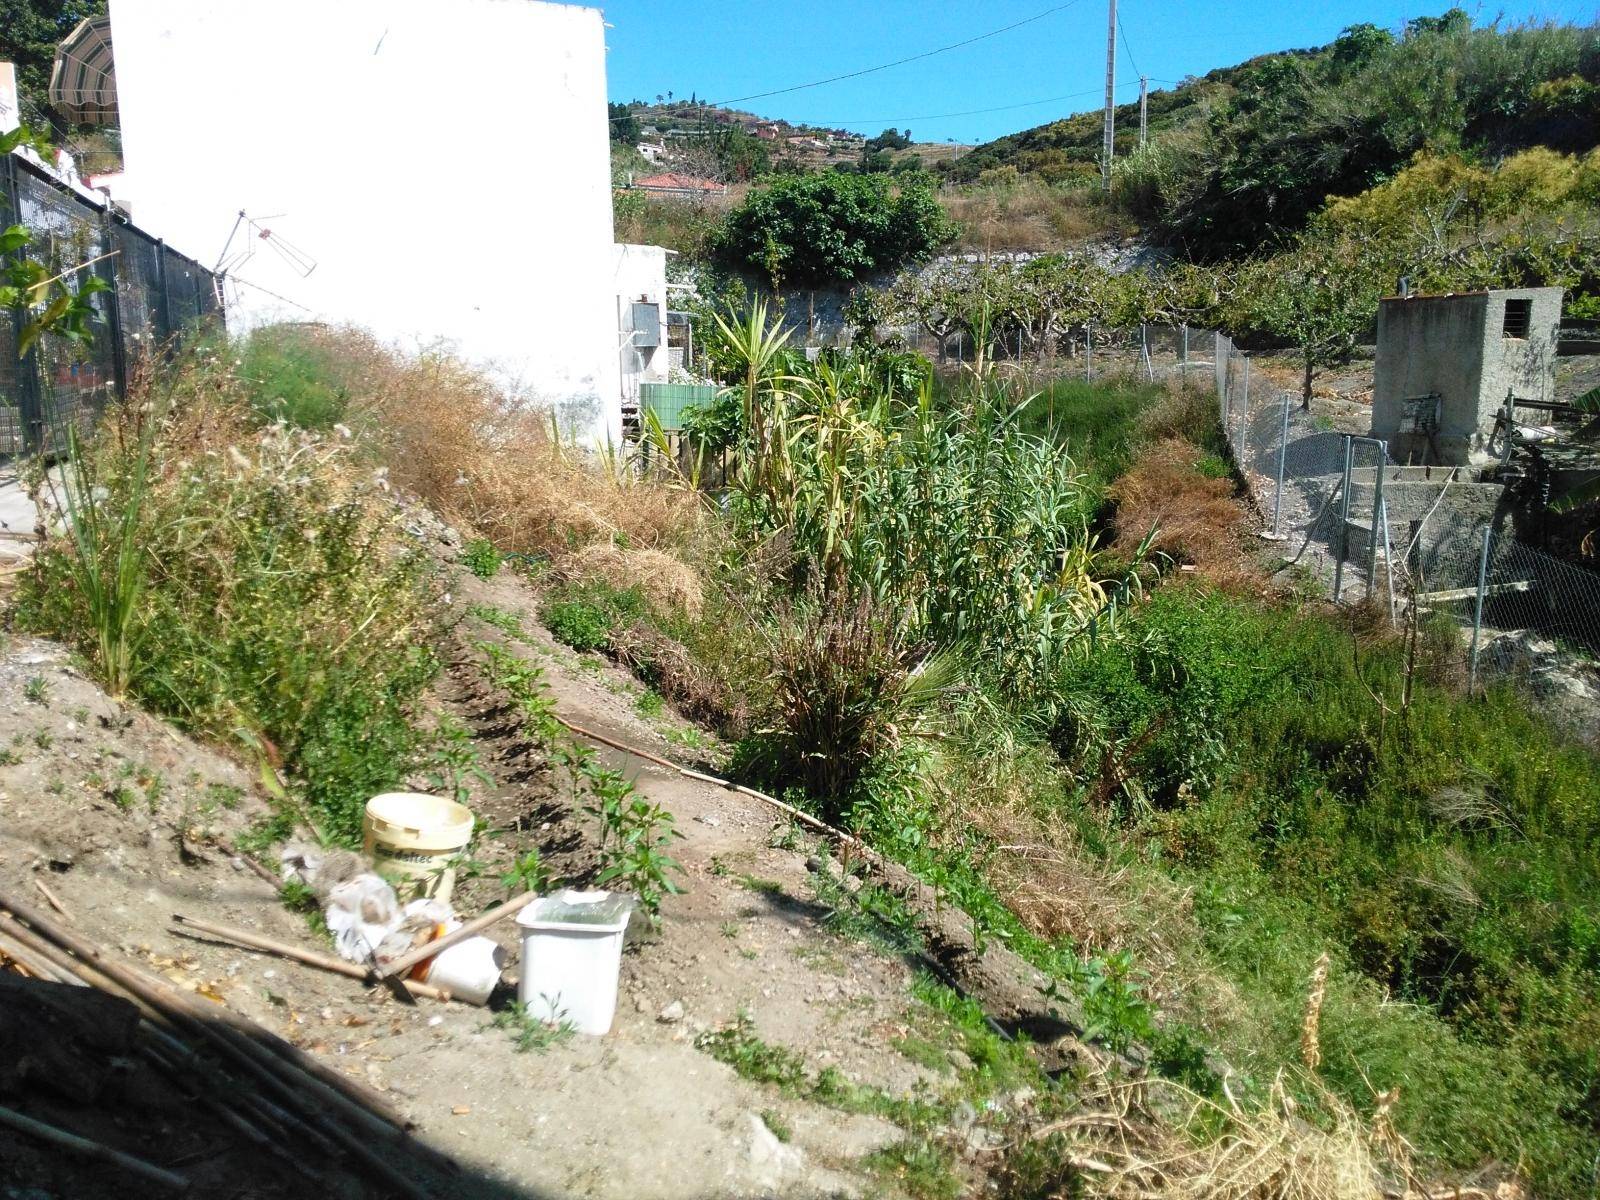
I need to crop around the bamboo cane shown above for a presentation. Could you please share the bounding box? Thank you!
[0,891,442,1200]
[170,913,453,1002]
[0,1103,190,1192]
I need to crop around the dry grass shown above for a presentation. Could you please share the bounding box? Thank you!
[270,326,702,570]
[564,543,705,618]
[940,177,1122,253]
[1024,1075,1525,1200]
[1109,437,1257,590]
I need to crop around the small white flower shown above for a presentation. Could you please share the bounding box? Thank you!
[334,424,352,440]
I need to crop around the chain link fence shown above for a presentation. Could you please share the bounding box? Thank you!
[2,150,222,464]
[891,318,1600,701]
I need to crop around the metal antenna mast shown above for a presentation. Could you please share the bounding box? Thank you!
[1101,0,1117,189]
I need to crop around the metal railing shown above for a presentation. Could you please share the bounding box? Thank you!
[2,149,223,463]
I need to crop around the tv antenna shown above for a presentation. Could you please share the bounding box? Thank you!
[214,210,318,279]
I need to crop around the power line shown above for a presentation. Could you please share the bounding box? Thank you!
[1116,10,1141,78]
[609,0,1089,119]
[813,80,1141,128]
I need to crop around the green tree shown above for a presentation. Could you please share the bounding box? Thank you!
[0,0,105,126]
[714,173,955,294]
[608,102,641,145]
[1237,238,1382,408]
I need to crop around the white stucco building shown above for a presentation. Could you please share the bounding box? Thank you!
[109,0,625,442]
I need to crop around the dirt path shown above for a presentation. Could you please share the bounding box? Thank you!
[0,554,1008,1199]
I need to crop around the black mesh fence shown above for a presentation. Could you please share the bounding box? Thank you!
[2,151,222,461]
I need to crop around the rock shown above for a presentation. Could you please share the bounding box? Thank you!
[657,1000,684,1024]
[746,1112,803,1188]
[945,1049,975,1073]
[695,813,722,827]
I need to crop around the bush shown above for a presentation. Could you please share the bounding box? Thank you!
[543,582,649,654]
[236,325,353,430]
[739,586,956,814]
[19,369,443,844]
[1056,585,1600,1189]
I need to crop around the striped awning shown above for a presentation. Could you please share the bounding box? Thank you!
[50,15,117,125]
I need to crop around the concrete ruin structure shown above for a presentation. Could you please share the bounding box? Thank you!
[1371,287,1563,466]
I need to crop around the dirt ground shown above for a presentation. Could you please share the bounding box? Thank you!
[0,530,1036,1199]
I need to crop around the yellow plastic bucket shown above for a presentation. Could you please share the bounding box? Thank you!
[362,793,475,902]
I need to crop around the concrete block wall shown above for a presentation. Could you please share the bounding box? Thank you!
[1372,288,1562,466]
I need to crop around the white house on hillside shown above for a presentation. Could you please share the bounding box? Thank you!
[109,0,629,443]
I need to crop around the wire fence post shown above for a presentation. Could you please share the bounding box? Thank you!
[1267,391,1290,539]
[1085,324,1093,382]
[1181,323,1189,368]
[4,153,46,455]
[1333,434,1354,604]
[1236,356,1250,466]
[1367,447,1387,600]
[1468,525,1493,694]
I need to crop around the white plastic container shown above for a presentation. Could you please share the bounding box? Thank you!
[516,890,635,1036]
[413,934,505,1006]
[362,793,475,903]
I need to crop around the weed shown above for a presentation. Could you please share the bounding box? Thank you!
[469,603,537,645]
[696,1015,808,1090]
[545,599,612,653]
[720,920,740,939]
[23,675,50,704]
[45,777,64,795]
[203,782,244,811]
[69,706,90,724]
[109,784,137,811]
[758,1109,791,1143]
[866,1138,961,1200]
[32,730,53,750]
[735,874,783,895]
[421,718,493,806]
[462,538,502,579]
[500,850,551,898]
[0,749,19,767]
[633,689,665,718]
[489,1002,576,1053]
[279,879,330,940]
[19,387,445,848]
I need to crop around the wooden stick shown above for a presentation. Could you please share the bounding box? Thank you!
[170,914,454,1002]
[374,890,537,981]
[221,843,286,890]
[553,713,874,857]
[32,875,73,922]
[0,1103,190,1192]
[0,892,444,1200]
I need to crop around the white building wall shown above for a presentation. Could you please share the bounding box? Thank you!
[109,0,622,443]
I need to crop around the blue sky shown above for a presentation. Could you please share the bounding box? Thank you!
[599,0,1598,144]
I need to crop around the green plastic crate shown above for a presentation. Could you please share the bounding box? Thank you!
[640,383,720,432]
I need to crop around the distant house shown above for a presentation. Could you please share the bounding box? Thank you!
[636,141,668,163]
[753,122,781,142]
[629,172,725,195]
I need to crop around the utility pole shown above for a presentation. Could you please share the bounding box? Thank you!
[1101,0,1117,190]
[1139,75,1148,147]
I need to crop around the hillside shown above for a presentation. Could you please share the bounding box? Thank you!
[940,10,1600,252]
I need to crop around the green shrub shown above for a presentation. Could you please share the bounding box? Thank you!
[1058,585,1600,1188]
[20,382,443,845]
[542,582,648,653]
[236,326,353,430]
[461,538,502,579]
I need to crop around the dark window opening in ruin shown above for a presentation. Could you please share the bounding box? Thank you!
[1502,298,1532,339]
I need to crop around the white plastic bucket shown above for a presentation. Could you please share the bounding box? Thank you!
[362,793,474,903]
[516,890,635,1036]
